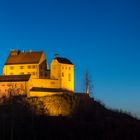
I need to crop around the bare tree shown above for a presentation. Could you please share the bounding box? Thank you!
[82,70,93,96]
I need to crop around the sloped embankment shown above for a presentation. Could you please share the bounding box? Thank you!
[27,93,91,116]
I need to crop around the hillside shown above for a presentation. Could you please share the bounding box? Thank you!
[0,94,140,140]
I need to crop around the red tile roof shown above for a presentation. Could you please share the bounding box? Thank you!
[5,51,44,65]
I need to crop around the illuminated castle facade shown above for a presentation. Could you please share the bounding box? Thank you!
[0,50,74,97]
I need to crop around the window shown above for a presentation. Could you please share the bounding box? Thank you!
[69,67,71,70]
[20,72,24,75]
[62,72,64,77]
[20,66,24,69]
[68,73,71,81]
[10,73,13,75]
[32,65,36,69]
[28,65,31,69]
[65,67,67,70]
[51,81,55,85]
[32,72,35,75]
[10,66,14,70]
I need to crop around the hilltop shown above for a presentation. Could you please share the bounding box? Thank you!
[0,94,140,140]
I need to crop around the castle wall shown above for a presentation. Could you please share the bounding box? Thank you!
[0,81,29,97]
[3,64,39,78]
[60,64,74,92]
[29,78,60,89]
[50,59,61,80]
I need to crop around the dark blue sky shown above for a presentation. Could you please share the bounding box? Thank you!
[0,0,140,117]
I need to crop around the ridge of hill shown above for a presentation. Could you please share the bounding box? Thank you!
[0,94,140,140]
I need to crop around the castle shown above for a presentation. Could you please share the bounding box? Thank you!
[0,50,74,97]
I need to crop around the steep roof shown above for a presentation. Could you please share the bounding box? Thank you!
[55,57,73,65]
[5,51,44,65]
[0,75,31,82]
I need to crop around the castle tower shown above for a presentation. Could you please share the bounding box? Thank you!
[50,56,74,92]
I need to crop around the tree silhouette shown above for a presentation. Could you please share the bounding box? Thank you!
[82,70,93,96]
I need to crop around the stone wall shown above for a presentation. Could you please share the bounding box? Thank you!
[27,93,90,116]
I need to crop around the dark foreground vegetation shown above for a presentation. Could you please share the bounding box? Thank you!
[0,94,140,140]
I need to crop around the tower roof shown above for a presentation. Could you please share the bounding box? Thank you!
[55,57,73,65]
[5,50,44,65]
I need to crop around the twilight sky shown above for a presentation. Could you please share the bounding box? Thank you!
[0,0,140,117]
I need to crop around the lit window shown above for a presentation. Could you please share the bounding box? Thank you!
[10,73,13,75]
[68,74,71,81]
[62,72,64,77]
[20,66,24,69]
[32,65,36,69]
[20,72,24,75]
[51,82,55,85]
[10,66,14,70]
[32,72,35,75]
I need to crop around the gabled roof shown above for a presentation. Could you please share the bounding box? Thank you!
[5,51,44,65]
[55,57,73,65]
[0,75,31,82]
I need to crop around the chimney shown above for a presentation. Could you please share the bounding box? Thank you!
[30,50,32,53]
[22,50,25,53]
[10,49,20,56]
